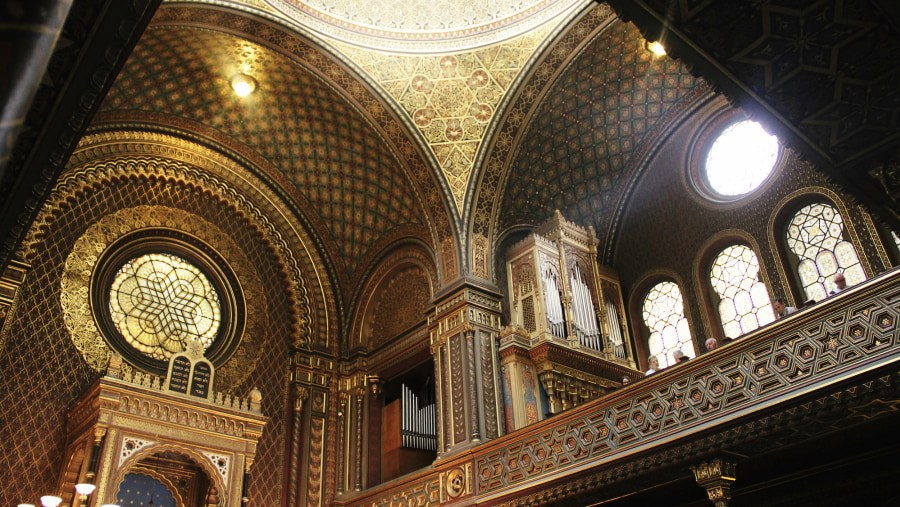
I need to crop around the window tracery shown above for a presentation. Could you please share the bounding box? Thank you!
[109,253,221,361]
[642,281,694,368]
[786,202,865,301]
[709,245,774,338]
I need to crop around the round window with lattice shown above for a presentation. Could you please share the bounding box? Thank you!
[92,230,244,375]
[109,252,221,360]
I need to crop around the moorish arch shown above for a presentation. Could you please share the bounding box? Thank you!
[12,129,334,505]
[104,3,463,290]
[350,242,438,355]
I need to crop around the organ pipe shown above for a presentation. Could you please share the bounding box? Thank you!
[400,383,437,451]
[570,265,601,350]
[606,300,626,358]
[543,267,565,338]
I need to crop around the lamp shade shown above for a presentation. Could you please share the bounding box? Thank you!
[40,497,62,507]
[75,483,96,496]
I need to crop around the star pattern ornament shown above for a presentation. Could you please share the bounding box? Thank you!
[332,22,555,213]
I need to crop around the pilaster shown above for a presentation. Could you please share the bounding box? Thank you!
[429,283,504,457]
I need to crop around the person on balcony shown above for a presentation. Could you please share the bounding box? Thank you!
[772,297,797,319]
[705,338,719,351]
[645,355,659,376]
[829,273,847,295]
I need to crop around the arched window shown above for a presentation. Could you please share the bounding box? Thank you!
[710,245,774,338]
[642,281,694,368]
[786,202,865,301]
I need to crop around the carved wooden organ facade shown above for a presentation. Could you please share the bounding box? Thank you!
[500,212,639,429]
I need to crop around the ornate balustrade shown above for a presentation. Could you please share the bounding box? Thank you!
[334,267,900,506]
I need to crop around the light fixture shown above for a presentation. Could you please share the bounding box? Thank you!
[230,73,257,97]
[75,483,97,501]
[648,41,666,56]
[40,497,62,507]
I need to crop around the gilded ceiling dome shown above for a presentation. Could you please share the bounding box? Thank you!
[265,0,585,52]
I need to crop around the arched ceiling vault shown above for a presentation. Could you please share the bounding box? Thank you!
[96,5,458,313]
[171,0,594,223]
[472,14,713,279]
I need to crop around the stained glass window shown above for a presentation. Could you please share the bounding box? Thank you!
[642,281,695,368]
[109,253,221,360]
[786,203,865,301]
[710,245,774,338]
[705,120,779,197]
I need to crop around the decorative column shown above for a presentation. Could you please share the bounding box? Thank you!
[429,283,504,456]
[287,385,308,507]
[86,426,107,483]
[288,351,333,507]
[334,371,366,496]
[335,392,347,496]
[691,458,738,507]
[240,458,253,505]
[353,387,365,491]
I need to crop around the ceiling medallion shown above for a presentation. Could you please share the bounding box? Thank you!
[264,0,585,52]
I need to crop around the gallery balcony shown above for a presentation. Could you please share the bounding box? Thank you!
[335,266,900,506]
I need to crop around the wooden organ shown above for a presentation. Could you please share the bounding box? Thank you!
[500,211,639,430]
[400,383,437,451]
[381,377,437,482]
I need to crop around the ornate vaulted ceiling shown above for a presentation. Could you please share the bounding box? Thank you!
[167,0,591,218]
[5,0,900,313]
[489,20,711,263]
[608,0,900,229]
[96,24,433,289]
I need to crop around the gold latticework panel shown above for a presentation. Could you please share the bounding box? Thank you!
[60,205,265,391]
[1,174,295,505]
[334,23,555,213]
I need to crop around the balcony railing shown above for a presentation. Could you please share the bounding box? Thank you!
[335,267,900,506]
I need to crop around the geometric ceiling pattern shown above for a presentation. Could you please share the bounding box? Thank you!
[263,0,582,53]
[333,25,556,213]
[630,0,900,164]
[495,21,710,257]
[99,26,431,284]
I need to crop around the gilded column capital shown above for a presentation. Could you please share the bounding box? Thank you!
[368,376,383,398]
[293,386,310,411]
[691,458,738,507]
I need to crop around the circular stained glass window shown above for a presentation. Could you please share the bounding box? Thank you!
[109,252,222,361]
[704,120,779,198]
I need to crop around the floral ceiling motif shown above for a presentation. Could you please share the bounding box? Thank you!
[489,20,711,261]
[264,0,583,52]
[334,25,555,213]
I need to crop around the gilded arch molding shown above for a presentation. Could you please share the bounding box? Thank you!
[691,228,778,342]
[59,205,265,391]
[110,443,228,507]
[767,186,875,304]
[145,4,460,286]
[19,131,333,353]
[349,243,438,352]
